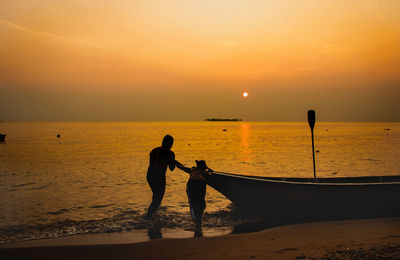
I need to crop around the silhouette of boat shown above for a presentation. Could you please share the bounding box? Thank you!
[0,134,5,142]
[177,165,400,219]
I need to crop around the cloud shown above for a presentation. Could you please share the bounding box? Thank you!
[0,20,103,48]
[318,44,360,54]
[223,41,239,47]
[296,66,322,72]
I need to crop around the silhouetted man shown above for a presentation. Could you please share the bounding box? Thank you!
[145,135,175,219]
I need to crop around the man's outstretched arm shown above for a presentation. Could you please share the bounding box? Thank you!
[175,160,191,174]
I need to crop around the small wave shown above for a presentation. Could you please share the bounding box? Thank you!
[89,204,114,209]
[46,209,70,215]
[25,185,50,191]
[31,186,48,190]
[11,182,35,188]
[361,158,380,162]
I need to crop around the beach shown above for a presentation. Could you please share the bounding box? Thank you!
[1,217,399,259]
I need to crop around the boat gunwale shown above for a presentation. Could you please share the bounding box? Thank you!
[211,171,400,186]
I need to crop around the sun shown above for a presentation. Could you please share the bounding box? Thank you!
[242,91,248,98]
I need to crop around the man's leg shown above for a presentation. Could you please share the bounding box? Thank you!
[146,179,165,219]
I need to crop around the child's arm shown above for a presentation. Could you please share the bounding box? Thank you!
[202,168,213,180]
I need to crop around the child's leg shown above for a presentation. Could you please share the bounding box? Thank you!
[193,206,203,228]
[187,179,207,228]
[187,181,197,222]
[195,182,206,228]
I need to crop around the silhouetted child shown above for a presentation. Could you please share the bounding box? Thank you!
[186,160,212,233]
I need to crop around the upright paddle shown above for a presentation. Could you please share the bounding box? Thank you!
[307,110,317,181]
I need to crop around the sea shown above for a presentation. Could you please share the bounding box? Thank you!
[0,121,399,243]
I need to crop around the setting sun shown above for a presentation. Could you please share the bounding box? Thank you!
[243,91,249,98]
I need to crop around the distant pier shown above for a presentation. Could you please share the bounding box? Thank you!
[204,118,242,121]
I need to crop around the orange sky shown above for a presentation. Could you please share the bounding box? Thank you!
[0,0,399,121]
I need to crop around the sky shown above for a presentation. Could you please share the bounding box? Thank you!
[0,0,399,121]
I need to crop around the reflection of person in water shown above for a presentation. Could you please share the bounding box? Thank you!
[185,160,212,235]
[145,135,175,219]
[147,217,162,239]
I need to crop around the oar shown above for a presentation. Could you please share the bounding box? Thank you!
[307,110,317,181]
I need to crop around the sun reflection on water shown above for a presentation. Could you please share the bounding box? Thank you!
[240,123,251,166]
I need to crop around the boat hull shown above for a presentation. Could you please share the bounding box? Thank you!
[205,172,400,219]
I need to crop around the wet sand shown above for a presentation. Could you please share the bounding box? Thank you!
[1,218,399,259]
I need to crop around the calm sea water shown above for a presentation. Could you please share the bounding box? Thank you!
[0,121,399,243]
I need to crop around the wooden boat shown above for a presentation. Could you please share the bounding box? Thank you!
[207,172,400,217]
[177,165,400,219]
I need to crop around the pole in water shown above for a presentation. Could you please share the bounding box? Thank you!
[307,110,317,181]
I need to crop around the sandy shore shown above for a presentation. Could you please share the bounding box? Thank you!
[1,217,399,259]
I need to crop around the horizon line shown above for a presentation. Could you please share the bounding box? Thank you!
[0,120,398,123]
